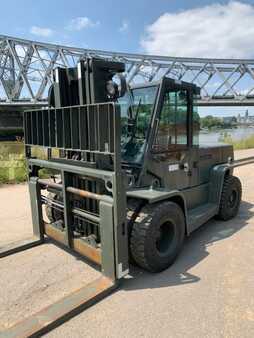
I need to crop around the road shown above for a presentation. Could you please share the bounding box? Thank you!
[0,149,254,338]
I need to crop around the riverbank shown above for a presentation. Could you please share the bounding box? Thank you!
[199,126,254,145]
[1,140,254,184]
[220,133,254,150]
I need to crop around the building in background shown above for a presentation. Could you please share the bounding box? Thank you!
[237,110,254,125]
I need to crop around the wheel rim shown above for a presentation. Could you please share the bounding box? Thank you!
[228,189,237,208]
[156,221,175,256]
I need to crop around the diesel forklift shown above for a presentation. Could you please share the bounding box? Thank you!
[1,57,254,337]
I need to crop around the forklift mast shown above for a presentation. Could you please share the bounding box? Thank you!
[48,57,126,107]
[1,58,130,337]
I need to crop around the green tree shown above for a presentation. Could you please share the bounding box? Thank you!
[201,115,223,129]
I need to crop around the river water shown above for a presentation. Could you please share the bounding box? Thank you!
[198,126,254,145]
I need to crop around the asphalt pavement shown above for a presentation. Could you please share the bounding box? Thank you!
[0,149,254,338]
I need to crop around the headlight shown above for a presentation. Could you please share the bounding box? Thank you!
[106,74,127,100]
[106,80,118,98]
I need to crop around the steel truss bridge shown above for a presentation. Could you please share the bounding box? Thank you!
[1,34,254,106]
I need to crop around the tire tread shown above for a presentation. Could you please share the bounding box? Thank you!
[217,175,242,220]
[130,202,184,272]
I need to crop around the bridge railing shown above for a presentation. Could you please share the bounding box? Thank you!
[1,34,254,106]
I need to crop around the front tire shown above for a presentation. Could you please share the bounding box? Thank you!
[216,175,242,221]
[130,201,185,272]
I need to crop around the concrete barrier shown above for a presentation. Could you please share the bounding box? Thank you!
[0,142,26,182]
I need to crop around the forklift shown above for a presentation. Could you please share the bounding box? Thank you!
[1,57,254,337]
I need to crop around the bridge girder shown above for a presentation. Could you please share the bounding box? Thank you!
[1,34,254,106]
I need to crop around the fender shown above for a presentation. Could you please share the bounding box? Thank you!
[126,187,188,229]
[209,163,232,209]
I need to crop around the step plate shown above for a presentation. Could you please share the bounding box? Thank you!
[188,203,218,233]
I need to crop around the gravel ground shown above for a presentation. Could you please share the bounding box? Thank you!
[0,149,254,337]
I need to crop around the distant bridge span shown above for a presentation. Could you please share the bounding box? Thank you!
[1,34,254,106]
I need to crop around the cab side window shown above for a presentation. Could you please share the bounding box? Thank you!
[153,90,188,152]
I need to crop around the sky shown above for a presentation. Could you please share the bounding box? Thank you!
[2,0,254,117]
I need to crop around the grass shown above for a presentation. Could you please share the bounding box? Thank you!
[219,132,254,150]
[0,142,57,185]
[0,163,27,184]
[0,160,57,185]
[0,142,26,184]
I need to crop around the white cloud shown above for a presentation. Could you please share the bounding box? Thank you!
[30,26,53,37]
[119,20,129,33]
[141,1,254,58]
[66,17,100,31]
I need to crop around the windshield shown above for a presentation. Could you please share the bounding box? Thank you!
[119,85,158,164]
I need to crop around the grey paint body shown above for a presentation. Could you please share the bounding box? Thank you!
[3,57,254,338]
[126,143,233,235]
[22,59,236,279]
[123,77,234,236]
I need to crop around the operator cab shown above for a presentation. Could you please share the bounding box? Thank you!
[119,78,200,165]
[118,77,200,189]
[119,83,158,164]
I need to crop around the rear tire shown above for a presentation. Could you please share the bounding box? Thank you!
[216,175,242,221]
[130,201,185,272]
